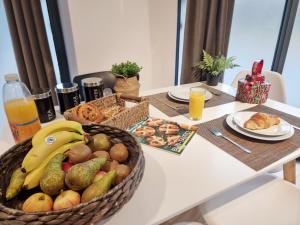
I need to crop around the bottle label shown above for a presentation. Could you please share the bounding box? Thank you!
[9,118,41,143]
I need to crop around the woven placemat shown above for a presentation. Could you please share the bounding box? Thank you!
[146,85,235,117]
[196,105,300,171]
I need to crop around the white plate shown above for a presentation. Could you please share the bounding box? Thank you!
[233,111,292,136]
[226,114,294,141]
[168,88,213,102]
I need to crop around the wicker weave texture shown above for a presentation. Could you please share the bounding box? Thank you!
[64,94,149,130]
[0,125,145,225]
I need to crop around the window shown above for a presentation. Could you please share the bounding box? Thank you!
[0,0,18,119]
[282,6,300,107]
[177,0,187,84]
[0,1,60,122]
[224,0,286,85]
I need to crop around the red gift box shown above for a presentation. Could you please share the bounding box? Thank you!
[236,60,271,104]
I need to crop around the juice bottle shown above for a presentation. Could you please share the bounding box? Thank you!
[189,87,205,120]
[2,74,41,143]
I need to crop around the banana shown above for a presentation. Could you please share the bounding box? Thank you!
[32,121,84,147]
[23,141,84,190]
[22,131,85,173]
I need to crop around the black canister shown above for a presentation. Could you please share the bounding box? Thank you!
[32,88,56,123]
[82,77,104,102]
[56,83,80,114]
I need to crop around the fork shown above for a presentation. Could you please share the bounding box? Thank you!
[209,128,252,154]
[292,125,300,131]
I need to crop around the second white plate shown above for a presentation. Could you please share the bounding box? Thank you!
[233,111,292,136]
[226,114,294,141]
[168,87,213,102]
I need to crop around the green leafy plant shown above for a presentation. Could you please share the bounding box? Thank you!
[193,50,239,76]
[111,61,142,78]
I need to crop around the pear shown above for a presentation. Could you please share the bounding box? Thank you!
[89,133,111,151]
[81,170,116,203]
[40,153,65,196]
[6,167,26,200]
[65,157,107,191]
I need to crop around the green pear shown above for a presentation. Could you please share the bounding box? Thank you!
[89,133,111,151]
[6,167,26,200]
[65,157,107,191]
[81,170,116,203]
[40,153,65,196]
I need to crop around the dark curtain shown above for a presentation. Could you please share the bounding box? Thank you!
[4,0,57,102]
[180,0,235,84]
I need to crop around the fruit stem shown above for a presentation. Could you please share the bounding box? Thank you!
[84,133,92,143]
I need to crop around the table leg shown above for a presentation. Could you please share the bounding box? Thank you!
[283,160,296,184]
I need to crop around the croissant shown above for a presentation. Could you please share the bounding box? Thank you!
[244,112,280,130]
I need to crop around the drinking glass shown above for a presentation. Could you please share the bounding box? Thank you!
[189,87,205,120]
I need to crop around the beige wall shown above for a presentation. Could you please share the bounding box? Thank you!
[58,0,177,91]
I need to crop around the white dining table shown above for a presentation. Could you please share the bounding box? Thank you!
[0,82,299,225]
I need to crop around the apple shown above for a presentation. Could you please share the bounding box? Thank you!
[22,193,53,212]
[92,151,111,161]
[93,171,107,183]
[62,162,73,173]
[53,190,81,210]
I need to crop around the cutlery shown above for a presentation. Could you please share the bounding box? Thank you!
[162,101,186,111]
[153,96,186,111]
[199,84,221,96]
[209,128,252,154]
[292,125,300,131]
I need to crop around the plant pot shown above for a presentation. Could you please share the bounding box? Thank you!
[114,75,140,97]
[206,73,220,86]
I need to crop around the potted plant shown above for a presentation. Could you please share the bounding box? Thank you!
[111,61,142,96]
[193,50,239,86]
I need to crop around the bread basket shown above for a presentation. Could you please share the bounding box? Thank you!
[64,94,149,130]
[0,124,145,225]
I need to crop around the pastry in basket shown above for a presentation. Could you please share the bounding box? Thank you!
[167,135,181,146]
[146,135,166,147]
[244,112,280,130]
[76,103,104,123]
[159,124,180,134]
[134,126,156,137]
[147,118,164,127]
[100,105,125,119]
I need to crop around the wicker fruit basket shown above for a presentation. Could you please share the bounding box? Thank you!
[64,94,149,130]
[0,125,145,225]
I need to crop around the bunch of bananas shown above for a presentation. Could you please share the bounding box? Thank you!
[6,121,87,199]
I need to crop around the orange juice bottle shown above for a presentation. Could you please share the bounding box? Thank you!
[3,74,41,143]
[189,87,205,120]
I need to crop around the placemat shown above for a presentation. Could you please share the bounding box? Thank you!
[196,105,300,171]
[146,84,235,117]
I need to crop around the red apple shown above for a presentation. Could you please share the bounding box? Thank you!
[53,190,81,210]
[22,193,53,212]
[62,162,73,173]
[93,171,107,183]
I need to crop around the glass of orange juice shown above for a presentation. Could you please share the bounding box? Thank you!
[189,87,205,120]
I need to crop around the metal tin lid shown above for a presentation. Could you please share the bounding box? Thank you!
[81,77,103,87]
[56,83,79,93]
[4,74,19,82]
[32,88,51,100]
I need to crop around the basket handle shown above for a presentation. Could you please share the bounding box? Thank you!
[119,94,143,102]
